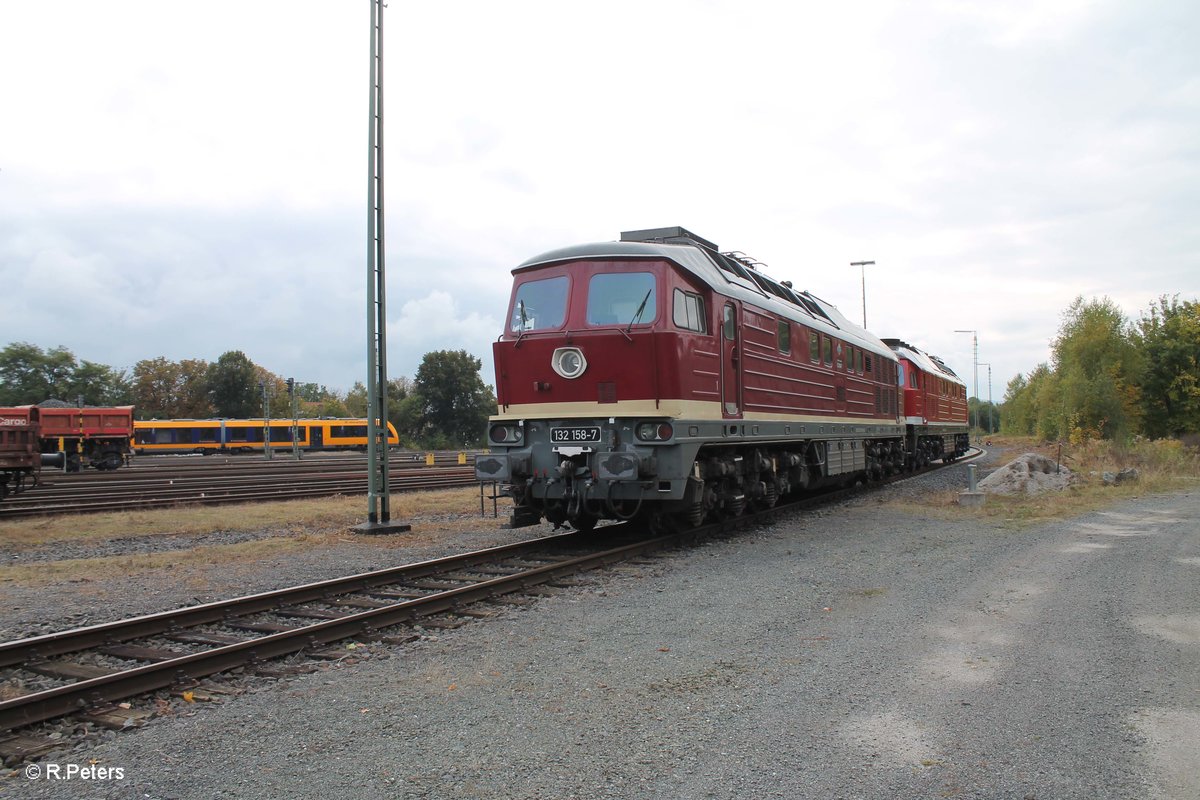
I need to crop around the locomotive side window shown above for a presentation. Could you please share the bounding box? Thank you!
[777,320,791,354]
[809,331,820,362]
[672,289,707,333]
[587,272,656,327]
[511,276,568,332]
[822,336,833,366]
[723,304,737,340]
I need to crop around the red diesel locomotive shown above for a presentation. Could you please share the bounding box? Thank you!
[884,339,970,468]
[475,227,967,531]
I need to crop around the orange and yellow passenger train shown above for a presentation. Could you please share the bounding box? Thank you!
[133,418,399,455]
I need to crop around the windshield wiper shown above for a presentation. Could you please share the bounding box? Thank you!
[514,300,529,347]
[625,289,652,334]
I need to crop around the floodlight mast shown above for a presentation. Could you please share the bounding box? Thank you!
[850,261,875,328]
[954,329,979,437]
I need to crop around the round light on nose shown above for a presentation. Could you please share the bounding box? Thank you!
[490,424,522,443]
[551,347,587,379]
[635,422,673,441]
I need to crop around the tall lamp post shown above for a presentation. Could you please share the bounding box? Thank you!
[978,363,993,435]
[954,329,978,438]
[851,261,875,328]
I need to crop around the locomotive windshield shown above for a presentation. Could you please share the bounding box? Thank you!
[586,272,656,327]
[510,276,568,332]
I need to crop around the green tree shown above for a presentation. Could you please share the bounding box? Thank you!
[1137,295,1200,437]
[68,360,132,406]
[409,350,496,448]
[1050,296,1142,441]
[1000,373,1034,436]
[344,382,368,417]
[0,342,77,403]
[206,351,259,417]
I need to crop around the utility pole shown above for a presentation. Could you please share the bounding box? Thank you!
[954,329,979,439]
[287,378,300,459]
[356,0,409,533]
[259,381,273,460]
[851,261,875,328]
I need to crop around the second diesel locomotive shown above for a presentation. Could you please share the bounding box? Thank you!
[475,227,968,532]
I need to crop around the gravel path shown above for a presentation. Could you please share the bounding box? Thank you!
[4,452,1198,799]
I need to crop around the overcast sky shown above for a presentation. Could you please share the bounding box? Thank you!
[2,0,1196,405]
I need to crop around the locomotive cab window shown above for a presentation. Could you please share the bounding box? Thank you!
[587,272,656,327]
[672,289,707,333]
[723,304,737,340]
[822,336,833,366]
[809,331,820,362]
[511,276,568,333]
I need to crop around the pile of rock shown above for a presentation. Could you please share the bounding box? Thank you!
[977,453,1078,495]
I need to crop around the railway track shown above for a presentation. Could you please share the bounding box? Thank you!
[0,450,982,760]
[0,455,479,519]
[0,527,687,746]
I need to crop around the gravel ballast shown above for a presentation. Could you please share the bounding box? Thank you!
[3,460,1198,799]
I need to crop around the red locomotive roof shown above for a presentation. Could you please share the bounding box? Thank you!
[514,234,900,367]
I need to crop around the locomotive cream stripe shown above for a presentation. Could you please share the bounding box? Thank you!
[492,399,899,429]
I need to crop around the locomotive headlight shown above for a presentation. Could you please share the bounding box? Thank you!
[551,347,587,379]
[635,422,673,442]
[489,424,523,444]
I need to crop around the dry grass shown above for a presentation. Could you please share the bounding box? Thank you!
[885,435,1200,527]
[0,488,516,586]
[0,488,499,548]
[0,536,321,585]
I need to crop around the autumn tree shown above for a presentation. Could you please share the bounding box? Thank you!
[132,357,212,419]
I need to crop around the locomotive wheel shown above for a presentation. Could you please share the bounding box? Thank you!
[721,494,746,519]
[642,511,680,535]
[752,479,778,510]
[96,451,123,471]
[571,514,598,533]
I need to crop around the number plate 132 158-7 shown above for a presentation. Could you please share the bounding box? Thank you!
[550,426,601,444]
